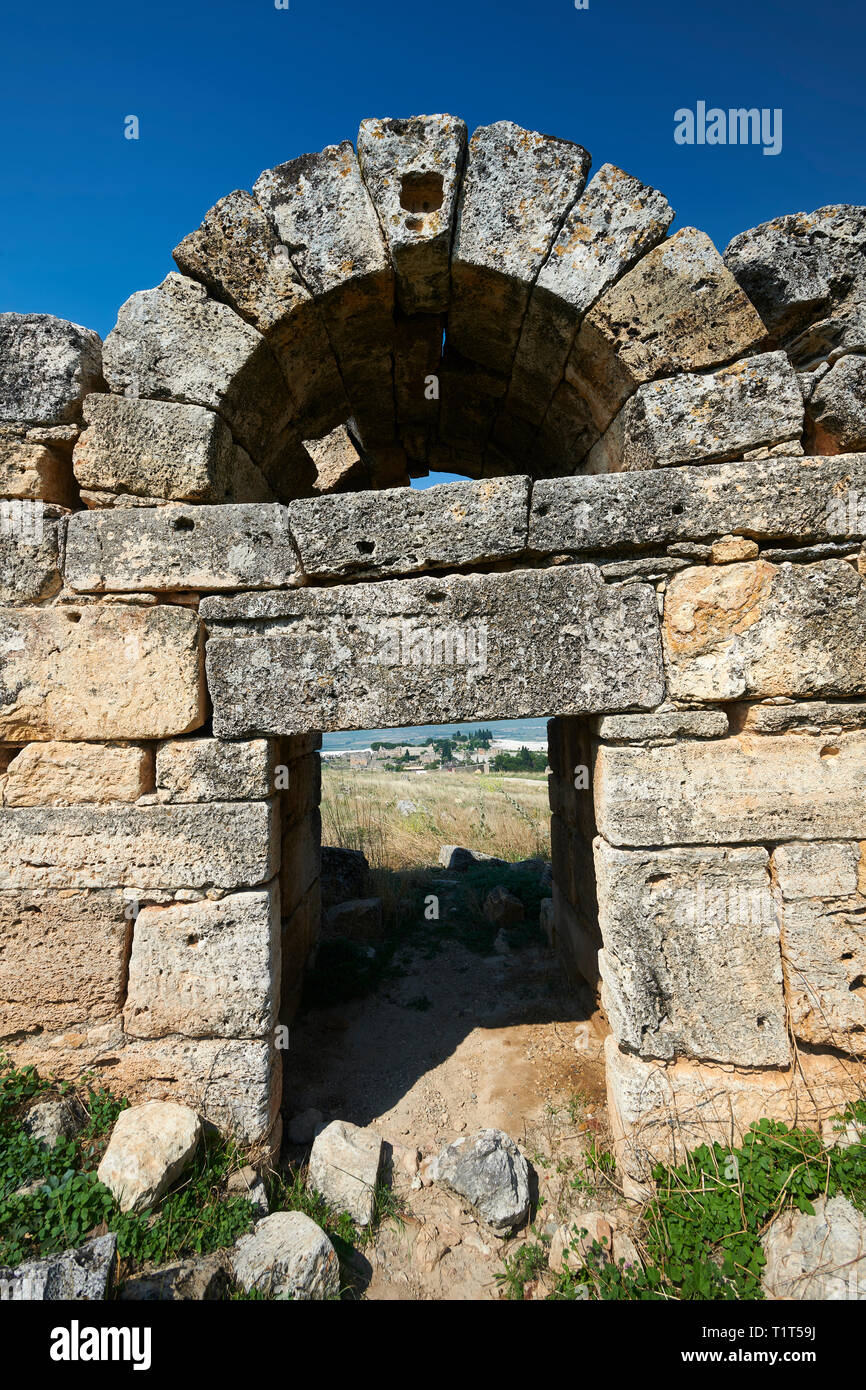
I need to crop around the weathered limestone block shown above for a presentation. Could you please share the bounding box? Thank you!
[102,273,294,467]
[663,559,866,702]
[124,886,280,1039]
[711,534,759,563]
[254,143,396,450]
[0,438,75,506]
[281,877,320,1022]
[529,454,866,555]
[584,352,803,473]
[0,889,131,1033]
[173,189,347,439]
[9,1030,279,1144]
[97,1101,201,1213]
[567,228,768,432]
[449,122,591,376]
[773,841,866,1056]
[533,379,599,474]
[594,840,788,1066]
[306,424,368,494]
[0,800,279,890]
[605,1035,861,1179]
[762,1195,866,1301]
[0,314,103,426]
[739,699,866,734]
[280,811,321,919]
[65,502,300,593]
[804,354,866,454]
[591,709,728,743]
[155,737,276,802]
[203,566,665,737]
[1,742,152,805]
[504,164,673,430]
[307,1119,383,1226]
[72,394,259,503]
[724,205,866,343]
[0,513,63,603]
[594,730,866,847]
[288,475,529,580]
[0,604,205,741]
[280,751,321,828]
[358,114,467,315]
[435,347,508,458]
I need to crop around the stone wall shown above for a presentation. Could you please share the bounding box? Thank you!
[2,113,865,1174]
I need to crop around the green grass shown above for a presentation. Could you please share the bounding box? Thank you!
[533,1103,866,1301]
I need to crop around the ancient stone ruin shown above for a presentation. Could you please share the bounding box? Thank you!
[2,115,865,1183]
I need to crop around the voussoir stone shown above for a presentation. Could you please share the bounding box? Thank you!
[124,886,280,1040]
[594,730,866,847]
[594,840,788,1066]
[663,559,866,702]
[0,313,103,426]
[307,1120,384,1226]
[449,121,591,376]
[231,1210,340,1299]
[505,163,674,431]
[0,800,279,890]
[202,565,665,738]
[0,603,205,741]
[430,1128,531,1233]
[585,351,803,473]
[288,475,529,580]
[358,114,468,315]
[97,1101,201,1214]
[65,502,300,592]
[567,227,768,432]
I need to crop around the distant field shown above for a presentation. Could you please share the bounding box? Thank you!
[321,764,551,870]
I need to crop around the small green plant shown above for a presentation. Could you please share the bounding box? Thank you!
[495,1241,548,1299]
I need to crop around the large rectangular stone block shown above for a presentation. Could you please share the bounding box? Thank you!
[288,475,529,581]
[0,314,103,427]
[7,1025,280,1144]
[0,604,205,741]
[773,841,866,1056]
[124,885,280,1040]
[594,840,788,1066]
[663,559,866,702]
[155,737,276,802]
[202,566,665,737]
[528,454,866,557]
[0,801,279,890]
[0,889,131,1034]
[605,1034,861,1180]
[65,503,300,592]
[0,511,63,604]
[1,741,152,805]
[594,731,866,847]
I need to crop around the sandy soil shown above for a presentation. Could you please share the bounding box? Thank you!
[284,901,616,1300]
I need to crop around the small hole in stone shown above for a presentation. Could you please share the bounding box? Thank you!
[173,516,195,532]
[850,975,866,994]
[65,610,82,622]
[820,744,840,758]
[356,540,375,554]
[400,171,444,215]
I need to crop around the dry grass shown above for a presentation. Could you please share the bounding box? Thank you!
[321,765,551,870]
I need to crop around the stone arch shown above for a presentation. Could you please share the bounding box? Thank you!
[2,115,866,1184]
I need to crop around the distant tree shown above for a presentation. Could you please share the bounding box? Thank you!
[492,747,547,773]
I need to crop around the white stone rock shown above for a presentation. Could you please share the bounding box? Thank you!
[231,1211,340,1299]
[307,1120,383,1226]
[97,1101,201,1214]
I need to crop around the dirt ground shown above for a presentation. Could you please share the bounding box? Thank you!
[284,890,618,1300]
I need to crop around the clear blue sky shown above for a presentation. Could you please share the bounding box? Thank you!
[1,0,862,344]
